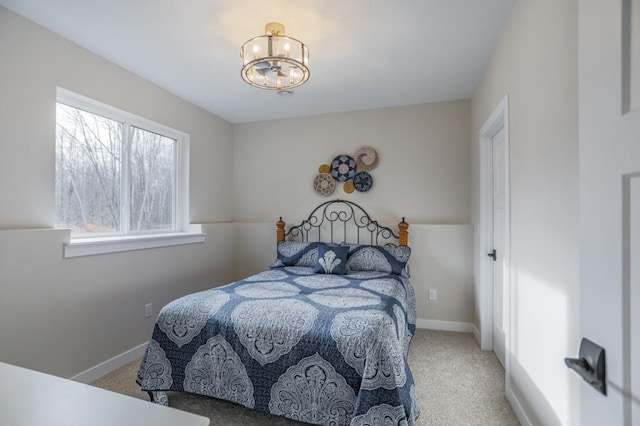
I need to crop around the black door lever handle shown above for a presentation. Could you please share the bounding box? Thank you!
[565,338,606,395]
[488,249,497,261]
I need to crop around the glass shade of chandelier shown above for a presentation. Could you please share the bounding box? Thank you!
[240,22,310,90]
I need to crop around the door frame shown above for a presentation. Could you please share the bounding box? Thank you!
[477,94,511,373]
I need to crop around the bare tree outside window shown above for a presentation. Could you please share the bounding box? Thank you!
[55,104,122,233]
[130,127,175,231]
[55,101,179,236]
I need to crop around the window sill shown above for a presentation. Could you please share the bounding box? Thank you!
[63,230,206,258]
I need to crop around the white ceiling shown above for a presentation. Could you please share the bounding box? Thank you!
[0,0,516,123]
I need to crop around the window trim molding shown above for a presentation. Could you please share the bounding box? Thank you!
[56,88,201,257]
[63,227,205,258]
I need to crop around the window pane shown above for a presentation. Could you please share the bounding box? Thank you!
[129,127,176,231]
[55,103,122,233]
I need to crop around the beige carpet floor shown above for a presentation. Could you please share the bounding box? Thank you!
[92,329,519,425]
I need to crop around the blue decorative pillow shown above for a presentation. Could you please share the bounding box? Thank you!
[313,243,349,275]
[344,244,411,276]
[270,241,321,268]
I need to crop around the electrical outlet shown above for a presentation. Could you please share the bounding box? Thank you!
[145,303,153,318]
[428,289,437,301]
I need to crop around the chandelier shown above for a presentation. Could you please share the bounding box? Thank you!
[240,22,310,91]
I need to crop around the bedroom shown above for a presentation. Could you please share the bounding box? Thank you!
[0,0,637,425]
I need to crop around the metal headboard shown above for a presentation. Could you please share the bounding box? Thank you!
[276,199,408,246]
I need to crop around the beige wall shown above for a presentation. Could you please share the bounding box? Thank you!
[0,7,236,378]
[233,101,471,224]
[233,102,475,324]
[0,225,236,378]
[470,0,579,424]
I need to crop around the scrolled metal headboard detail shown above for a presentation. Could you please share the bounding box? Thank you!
[276,199,409,246]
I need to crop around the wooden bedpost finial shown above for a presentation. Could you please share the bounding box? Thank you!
[276,217,286,244]
[398,217,409,246]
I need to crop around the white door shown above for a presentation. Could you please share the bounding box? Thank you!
[580,0,640,424]
[492,127,506,368]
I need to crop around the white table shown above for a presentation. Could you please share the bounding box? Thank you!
[0,362,209,426]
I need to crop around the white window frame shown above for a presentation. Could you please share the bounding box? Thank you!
[56,88,204,258]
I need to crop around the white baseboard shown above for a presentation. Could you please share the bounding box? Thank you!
[472,323,481,344]
[416,318,475,333]
[70,341,148,384]
[506,385,533,426]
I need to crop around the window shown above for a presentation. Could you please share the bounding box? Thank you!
[55,88,203,257]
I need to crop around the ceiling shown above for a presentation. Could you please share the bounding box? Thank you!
[0,0,516,124]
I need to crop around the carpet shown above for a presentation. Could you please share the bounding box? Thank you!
[91,329,519,425]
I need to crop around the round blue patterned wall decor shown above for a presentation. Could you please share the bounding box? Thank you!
[330,155,356,182]
[353,171,373,192]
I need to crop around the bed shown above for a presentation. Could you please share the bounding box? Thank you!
[136,199,419,425]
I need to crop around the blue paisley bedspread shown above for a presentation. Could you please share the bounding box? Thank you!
[136,266,420,425]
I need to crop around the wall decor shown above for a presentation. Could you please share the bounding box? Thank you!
[353,171,373,192]
[343,181,355,193]
[313,147,379,196]
[313,173,336,196]
[354,146,379,171]
[330,155,357,182]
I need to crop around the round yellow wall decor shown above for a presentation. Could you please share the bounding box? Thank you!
[343,181,355,194]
